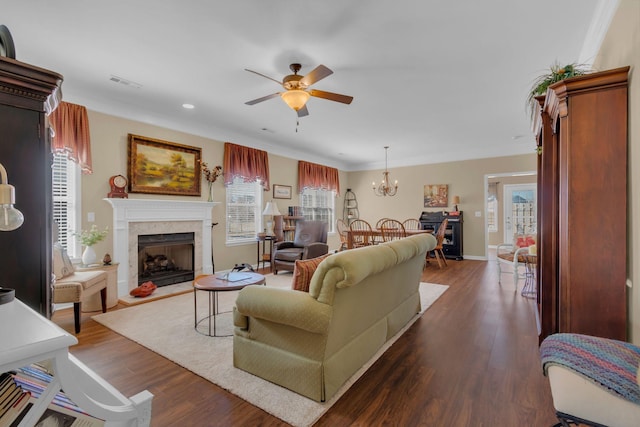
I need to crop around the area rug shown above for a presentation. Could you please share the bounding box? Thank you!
[93,274,448,427]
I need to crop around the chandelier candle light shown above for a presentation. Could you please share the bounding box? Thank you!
[372,146,398,197]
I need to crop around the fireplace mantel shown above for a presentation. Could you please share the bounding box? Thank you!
[104,198,220,297]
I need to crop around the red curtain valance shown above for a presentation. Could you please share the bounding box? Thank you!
[223,142,270,191]
[298,160,340,195]
[48,101,93,174]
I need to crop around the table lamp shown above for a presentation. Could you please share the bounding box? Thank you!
[0,162,24,231]
[452,195,460,212]
[262,201,281,236]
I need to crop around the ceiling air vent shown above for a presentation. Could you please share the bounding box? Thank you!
[109,75,142,89]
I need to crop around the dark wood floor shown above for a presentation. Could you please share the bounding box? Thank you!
[51,256,559,426]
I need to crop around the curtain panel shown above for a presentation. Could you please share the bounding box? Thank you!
[48,101,93,174]
[298,160,340,195]
[223,142,270,191]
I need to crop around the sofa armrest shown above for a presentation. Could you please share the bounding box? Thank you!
[234,286,331,334]
[303,243,329,260]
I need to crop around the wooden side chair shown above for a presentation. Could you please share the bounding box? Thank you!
[429,219,448,268]
[402,218,421,230]
[336,218,349,251]
[349,219,374,248]
[379,219,406,242]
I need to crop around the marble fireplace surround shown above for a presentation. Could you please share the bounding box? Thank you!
[104,199,219,297]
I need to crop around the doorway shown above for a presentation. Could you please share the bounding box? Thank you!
[503,184,537,244]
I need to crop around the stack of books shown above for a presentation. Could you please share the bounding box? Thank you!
[288,206,303,216]
[0,363,104,426]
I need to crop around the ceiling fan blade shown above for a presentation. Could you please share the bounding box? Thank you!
[244,69,282,85]
[309,89,353,104]
[297,105,309,117]
[245,93,280,105]
[300,65,333,86]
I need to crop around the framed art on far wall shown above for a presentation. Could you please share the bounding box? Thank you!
[127,134,202,196]
[273,184,292,199]
[424,184,448,207]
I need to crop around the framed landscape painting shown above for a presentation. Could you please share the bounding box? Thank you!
[424,184,448,207]
[127,134,202,196]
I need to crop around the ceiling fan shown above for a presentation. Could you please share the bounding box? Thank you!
[244,63,353,117]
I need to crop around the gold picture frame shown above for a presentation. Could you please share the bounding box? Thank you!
[127,134,202,196]
[424,184,448,207]
[273,184,292,199]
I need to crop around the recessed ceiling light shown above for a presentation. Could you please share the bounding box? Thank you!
[182,103,195,109]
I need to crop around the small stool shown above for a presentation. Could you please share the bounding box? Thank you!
[540,333,640,427]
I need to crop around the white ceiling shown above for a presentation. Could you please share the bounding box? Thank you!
[3,1,611,171]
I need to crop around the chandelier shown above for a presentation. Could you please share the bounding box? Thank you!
[372,146,398,197]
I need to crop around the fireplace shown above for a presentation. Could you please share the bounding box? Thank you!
[138,232,195,287]
[104,199,220,298]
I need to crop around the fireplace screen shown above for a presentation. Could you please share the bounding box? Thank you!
[138,232,195,287]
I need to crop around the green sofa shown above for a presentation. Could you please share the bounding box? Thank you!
[233,233,436,401]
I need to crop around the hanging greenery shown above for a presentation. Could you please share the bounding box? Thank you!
[527,62,593,121]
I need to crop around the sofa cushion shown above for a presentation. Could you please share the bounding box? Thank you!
[514,233,536,248]
[274,247,304,262]
[292,253,331,292]
[53,244,75,280]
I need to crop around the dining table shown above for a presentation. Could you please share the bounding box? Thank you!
[345,228,432,249]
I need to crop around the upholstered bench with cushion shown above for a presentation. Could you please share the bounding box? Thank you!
[540,333,640,427]
[233,233,436,401]
[52,244,107,333]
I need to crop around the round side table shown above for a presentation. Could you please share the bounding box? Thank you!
[193,272,265,336]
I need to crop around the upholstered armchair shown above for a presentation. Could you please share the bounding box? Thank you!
[52,243,107,333]
[272,220,328,274]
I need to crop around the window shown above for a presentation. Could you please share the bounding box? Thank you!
[52,152,81,257]
[487,197,498,232]
[301,189,335,233]
[226,177,263,244]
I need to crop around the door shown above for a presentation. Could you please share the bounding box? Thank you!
[503,184,537,244]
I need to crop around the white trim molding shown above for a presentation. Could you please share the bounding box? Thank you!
[104,198,220,297]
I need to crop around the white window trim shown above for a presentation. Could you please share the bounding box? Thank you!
[225,178,263,246]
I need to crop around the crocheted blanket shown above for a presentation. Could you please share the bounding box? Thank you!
[540,333,640,405]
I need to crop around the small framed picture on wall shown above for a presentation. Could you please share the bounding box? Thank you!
[273,184,292,199]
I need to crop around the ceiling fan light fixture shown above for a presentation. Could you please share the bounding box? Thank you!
[281,90,310,111]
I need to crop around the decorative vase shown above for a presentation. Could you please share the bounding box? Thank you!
[82,245,97,265]
[207,181,213,202]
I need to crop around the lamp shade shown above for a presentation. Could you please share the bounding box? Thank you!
[453,196,460,204]
[281,90,310,111]
[262,201,282,216]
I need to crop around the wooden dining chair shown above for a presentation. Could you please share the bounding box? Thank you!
[336,218,349,251]
[373,218,390,244]
[378,219,406,242]
[349,219,374,248]
[429,219,449,268]
[402,218,421,230]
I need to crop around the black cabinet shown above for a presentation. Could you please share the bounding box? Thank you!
[0,57,62,316]
[419,211,463,260]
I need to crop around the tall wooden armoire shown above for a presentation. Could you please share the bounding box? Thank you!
[0,57,62,316]
[535,66,629,342]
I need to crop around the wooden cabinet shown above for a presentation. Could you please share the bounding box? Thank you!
[0,57,62,317]
[535,66,629,341]
[419,211,463,260]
